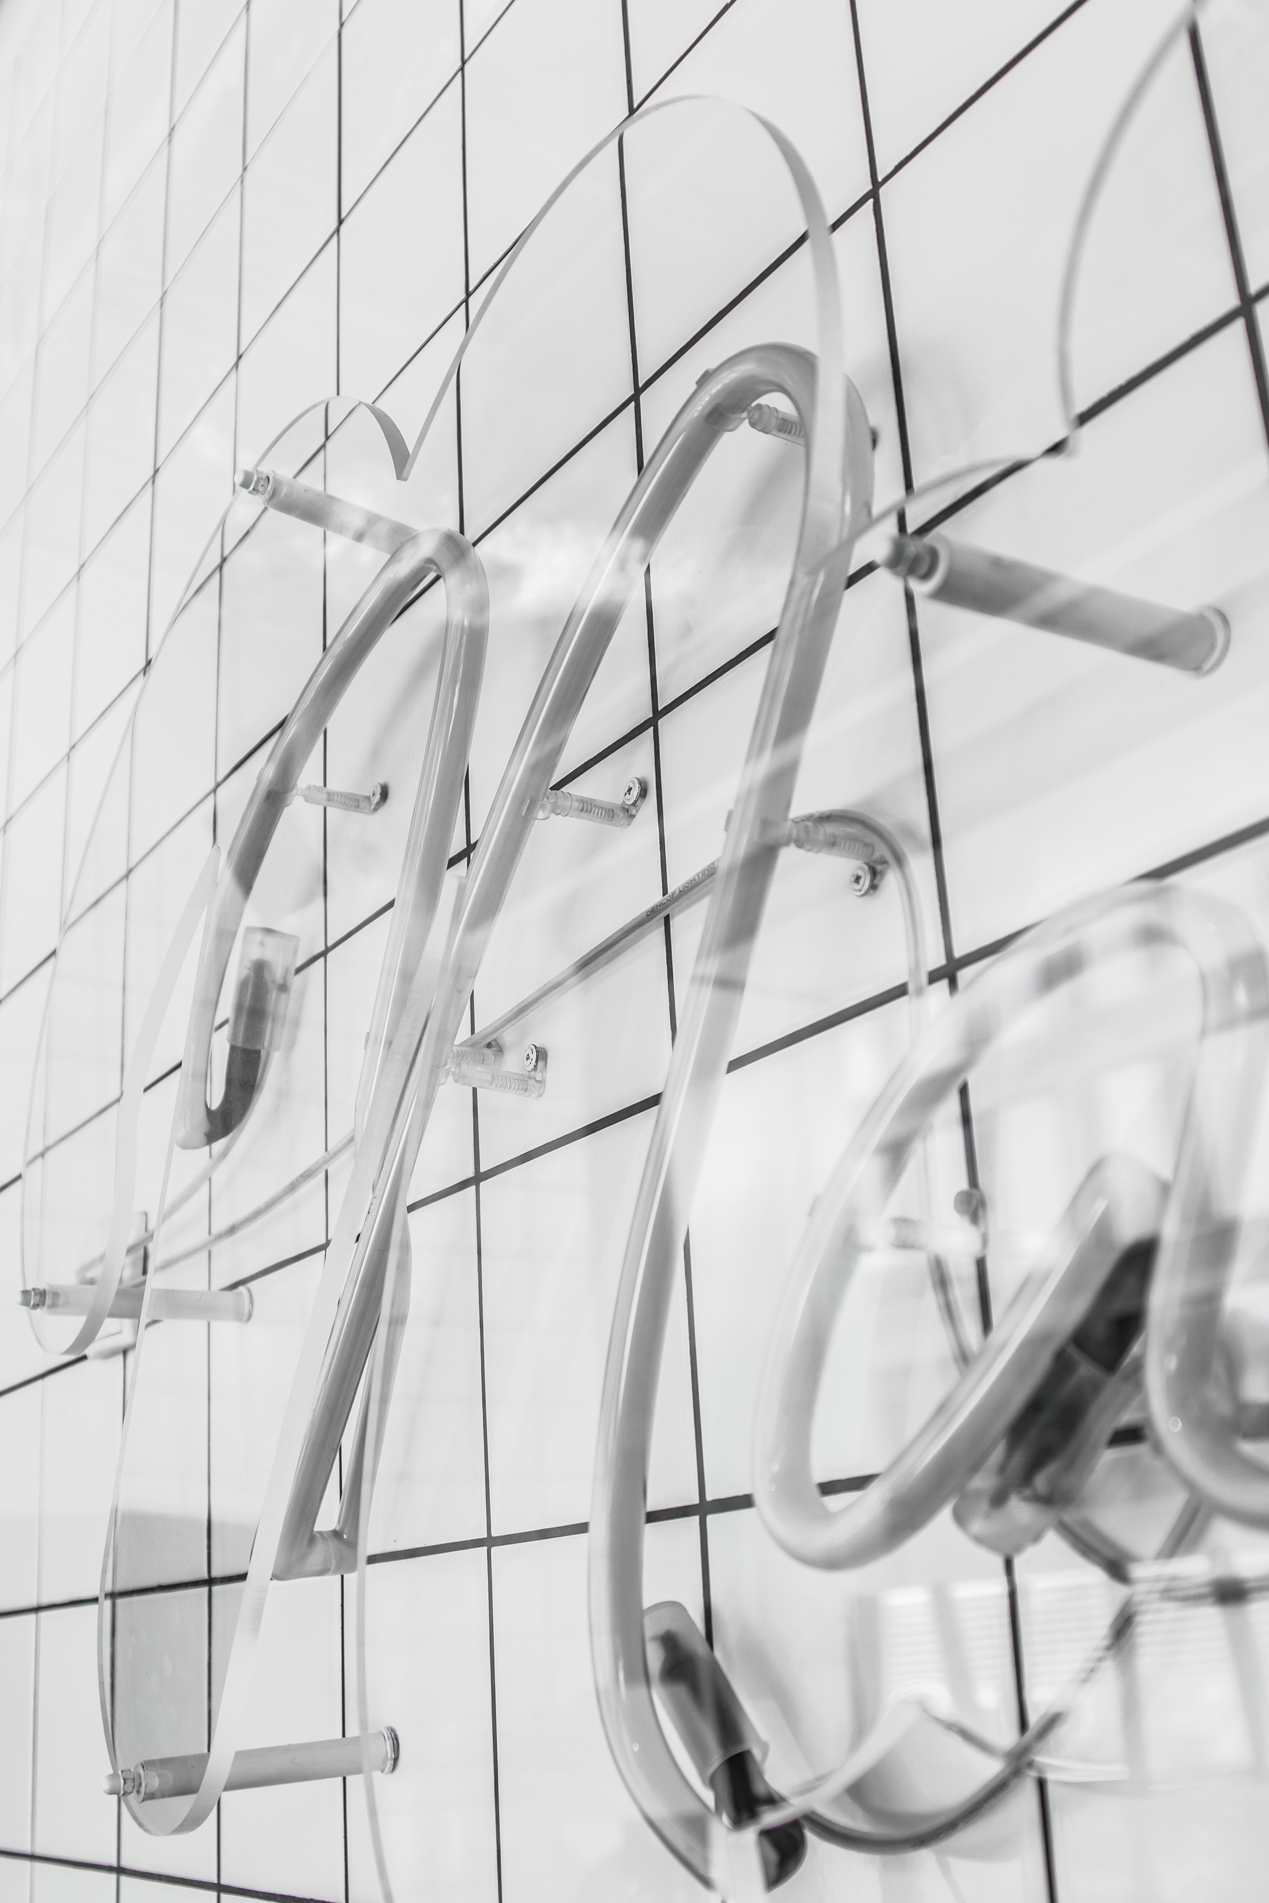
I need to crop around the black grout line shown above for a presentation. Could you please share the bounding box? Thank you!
[337,68,461,232]
[448,1092,662,1194]
[0,1841,369,1903]
[1074,300,1245,431]
[10,778,1269,1377]
[4,703,292,1006]
[847,4,1058,1898]
[617,0,716,1658]
[5,1478,891,1630]
[0,0,1133,589]
[210,23,252,1868]
[12,210,1246,1007]
[0,1470,885,1625]
[0,238,1258,895]
[1189,18,1269,459]
[224,1238,330,1291]
[1003,1548,1059,1897]
[8,767,1269,1374]
[630,0,739,112]
[875,0,1091,192]
[4,5,1269,1889]
[0,0,1117,548]
[329,34,351,1873]
[726,980,909,1075]
[844,0,998,1363]
[3,212,1263,848]
[846,1,956,980]
[455,14,504,1895]
[0,1355,89,1406]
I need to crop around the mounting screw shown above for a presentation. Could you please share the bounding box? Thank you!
[622,776,646,811]
[523,1044,539,1073]
[954,1187,988,1232]
[848,861,877,897]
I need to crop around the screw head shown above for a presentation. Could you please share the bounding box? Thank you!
[622,776,645,810]
[849,862,876,897]
[523,1043,539,1073]
[953,1187,988,1231]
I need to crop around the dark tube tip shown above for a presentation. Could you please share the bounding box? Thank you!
[709,1751,808,1891]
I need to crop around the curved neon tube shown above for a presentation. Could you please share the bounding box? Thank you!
[594,882,1262,1867]
[592,881,1265,1881]
[267,340,901,1574]
[99,523,487,1828]
[174,527,485,1149]
[753,882,1268,1572]
[100,88,861,1864]
[329,343,872,1894]
[551,363,873,1888]
[103,343,864,1849]
[761,1147,1168,1571]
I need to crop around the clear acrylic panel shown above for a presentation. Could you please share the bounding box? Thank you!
[348,93,867,1900]
[15,362,490,1837]
[13,2,1269,1891]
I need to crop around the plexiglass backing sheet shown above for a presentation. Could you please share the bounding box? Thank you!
[2,2,1269,1902]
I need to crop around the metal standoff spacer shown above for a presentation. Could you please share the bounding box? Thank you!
[24,1282,253,1324]
[878,530,1231,677]
[104,1728,400,1802]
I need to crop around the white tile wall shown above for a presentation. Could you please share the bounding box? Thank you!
[1,1,1269,1901]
